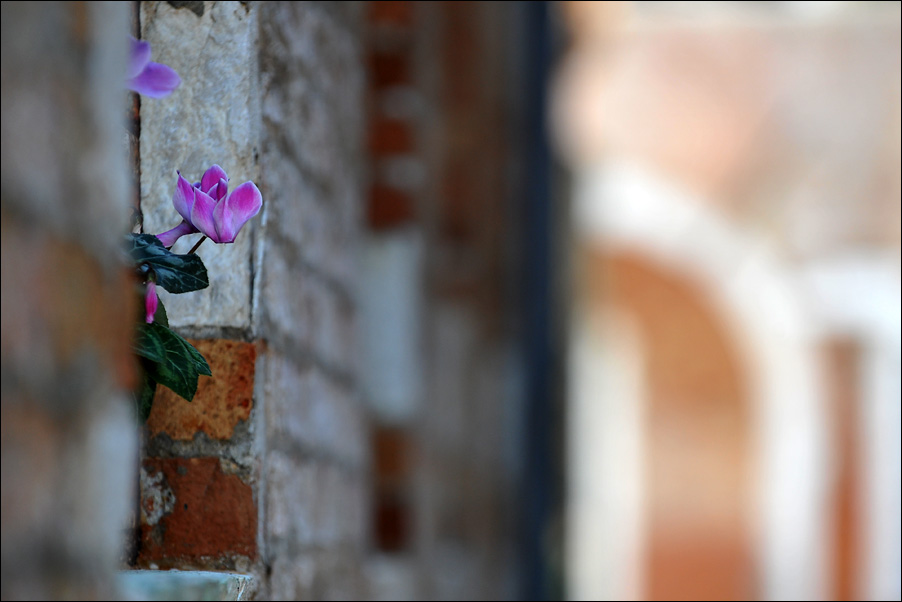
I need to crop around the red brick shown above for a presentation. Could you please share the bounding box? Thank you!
[370,52,410,88]
[369,118,414,155]
[368,185,415,230]
[147,339,256,441]
[374,494,410,552]
[368,1,412,26]
[373,426,412,485]
[1,213,137,391]
[139,457,256,566]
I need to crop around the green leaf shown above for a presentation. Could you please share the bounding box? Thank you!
[136,370,157,423]
[154,297,169,328]
[133,300,170,361]
[127,233,209,294]
[185,339,212,377]
[134,323,166,363]
[141,322,211,402]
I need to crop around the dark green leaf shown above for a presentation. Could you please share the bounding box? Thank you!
[151,320,211,376]
[141,322,208,402]
[127,233,209,294]
[154,297,169,328]
[134,323,166,363]
[183,338,212,376]
[136,370,157,423]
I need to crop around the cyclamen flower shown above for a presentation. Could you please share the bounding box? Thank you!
[145,281,158,324]
[127,37,180,98]
[156,165,263,248]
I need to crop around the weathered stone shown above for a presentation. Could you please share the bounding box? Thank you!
[266,554,316,601]
[140,464,176,526]
[166,1,205,18]
[264,450,318,553]
[259,1,363,286]
[140,1,260,330]
[262,349,366,468]
[259,242,356,376]
[147,338,256,441]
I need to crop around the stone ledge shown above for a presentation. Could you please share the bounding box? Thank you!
[117,570,253,601]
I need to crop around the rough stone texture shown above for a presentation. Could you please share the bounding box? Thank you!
[1,2,138,599]
[262,350,366,468]
[147,339,256,441]
[3,2,533,601]
[133,3,368,595]
[258,243,356,377]
[257,2,368,599]
[259,1,364,288]
[139,457,257,568]
[140,0,260,331]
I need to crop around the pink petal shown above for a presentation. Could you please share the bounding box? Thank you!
[128,37,151,80]
[206,179,227,202]
[213,181,262,243]
[155,220,197,248]
[145,281,158,324]
[172,172,196,223]
[127,61,181,98]
[215,177,229,201]
[201,165,228,195]
[190,188,220,241]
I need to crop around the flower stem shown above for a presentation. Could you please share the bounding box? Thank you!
[188,236,207,255]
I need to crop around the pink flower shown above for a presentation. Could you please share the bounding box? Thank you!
[156,165,263,247]
[145,281,158,324]
[127,37,180,98]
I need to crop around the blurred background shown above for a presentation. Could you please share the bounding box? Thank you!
[556,2,900,600]
[2,1,900,600]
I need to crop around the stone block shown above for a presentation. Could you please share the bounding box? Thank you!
[258,243,356,375]
[262,350,366,468]
[264,450,317,553]
[140,1,260,330]
[266,554,316,602]
[259,1,363,286]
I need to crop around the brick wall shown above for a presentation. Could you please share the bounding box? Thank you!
[258,2,368,598]
[2,2,544,600]
[1,3,137,599]
[136,1,368,598]
[362,2,533,599]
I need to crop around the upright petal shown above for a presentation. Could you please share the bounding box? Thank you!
[190,188,220,242]
[172,172,196,223]
[127,61,181,98]
[214,177,229,201]
[128,37,151,80]
[206,179,227,202]
[201,165,229,195]
[212,181,262,243]
[145,281,158,324]
[155,220,197,248]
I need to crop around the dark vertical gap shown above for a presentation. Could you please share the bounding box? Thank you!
[129,1,142,233]
[126,0,143,568]
[519,2,561,599]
